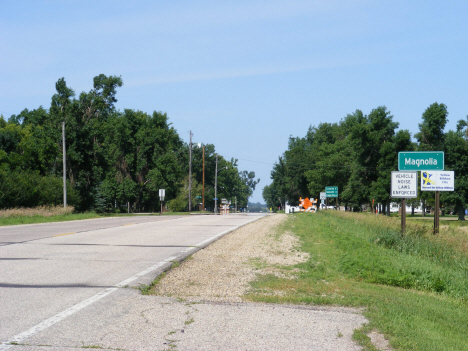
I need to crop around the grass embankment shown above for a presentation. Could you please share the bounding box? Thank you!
[0,206,194,226]
[0,206,104,226]
[247,211,468,351]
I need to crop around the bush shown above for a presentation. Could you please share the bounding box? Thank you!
[0,169,78,209]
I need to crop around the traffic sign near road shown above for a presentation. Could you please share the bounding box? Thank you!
[320,192,326,200]
[398,151,444,171]
[325,186,338,198]
[391,171,417,198]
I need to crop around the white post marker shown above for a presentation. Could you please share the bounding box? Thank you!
[159,189,165,214]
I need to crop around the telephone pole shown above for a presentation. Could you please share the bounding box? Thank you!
[188,131,193,212]
[62,122,67,208]
[214,154,218,215]
[202,145,205,211]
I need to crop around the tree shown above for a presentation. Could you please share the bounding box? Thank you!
[442,127,468,220]
[415,102,448,151]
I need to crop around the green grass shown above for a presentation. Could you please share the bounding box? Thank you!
[246,212,468,350]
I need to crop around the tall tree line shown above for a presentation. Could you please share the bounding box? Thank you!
[264,103,468,217]
[0,75,258,212]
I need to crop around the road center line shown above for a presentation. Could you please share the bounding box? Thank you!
[53,232,75,237]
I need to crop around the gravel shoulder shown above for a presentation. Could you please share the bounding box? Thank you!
[149,214,371,350]
[153,214,309,302]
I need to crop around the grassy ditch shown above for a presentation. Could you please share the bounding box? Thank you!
[246,211,468,351]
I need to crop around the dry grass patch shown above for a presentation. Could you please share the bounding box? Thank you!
[0,205,74,218]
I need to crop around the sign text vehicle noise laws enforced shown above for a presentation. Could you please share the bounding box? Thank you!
[421,171,455,191]
[398,151,444,171]
[391,171,417,198]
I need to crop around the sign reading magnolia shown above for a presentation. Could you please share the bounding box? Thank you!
[391,171,417,198]
[398,151,444,171]
[421,171,454,191]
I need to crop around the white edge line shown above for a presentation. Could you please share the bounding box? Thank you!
[0,256,177,350]
[0,214,265,350]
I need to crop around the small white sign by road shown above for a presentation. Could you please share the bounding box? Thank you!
[421,171,454,191]
[391,171,417,198]
[320,192,326,200]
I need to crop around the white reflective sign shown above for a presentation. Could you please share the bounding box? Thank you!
[391,171,417,198]
[421,171,454,191]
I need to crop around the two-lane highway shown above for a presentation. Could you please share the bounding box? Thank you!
[0,214,264,349]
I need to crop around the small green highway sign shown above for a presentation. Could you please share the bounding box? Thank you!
[398,151,444,171]
[325,186,338,198]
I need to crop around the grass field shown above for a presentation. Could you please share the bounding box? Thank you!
[246,211,468,351]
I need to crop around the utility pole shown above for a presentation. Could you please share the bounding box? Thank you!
[202,145,205,211]
[189,131,192,212]
[214,154,218,215]
[62,122,67,208]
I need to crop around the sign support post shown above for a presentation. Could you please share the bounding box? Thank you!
[401,198,406,234]
[420,170,453,234]
[325,187,338,209]
[391,171,417,234]
[434,191,440,234]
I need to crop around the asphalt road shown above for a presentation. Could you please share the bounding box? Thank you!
[0,214,265,350]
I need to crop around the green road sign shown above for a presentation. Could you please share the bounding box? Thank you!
[325,186,338,198]
[398,151,444,171]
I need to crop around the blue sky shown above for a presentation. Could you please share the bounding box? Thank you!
[1,1,468,203]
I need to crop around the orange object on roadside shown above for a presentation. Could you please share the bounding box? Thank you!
[302,197,312,209]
